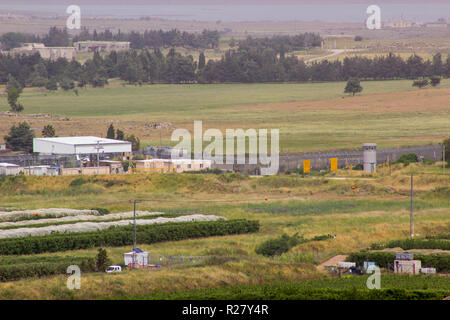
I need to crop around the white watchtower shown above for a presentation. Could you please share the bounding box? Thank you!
[363,143,377,173]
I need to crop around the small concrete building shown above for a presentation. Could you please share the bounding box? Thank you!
[134,159,212,173]
[171,159,212,172]
[0,163,22,176]
[124,248,149,268]
[100,160,124,174]
[0,143,7,151]
[363,143,377,173]
[394,260,421,275]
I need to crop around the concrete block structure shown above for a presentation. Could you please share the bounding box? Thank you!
[394,260,421,275]
[134,159,212,173]
[12,43,75,61]
[0,163,22,176]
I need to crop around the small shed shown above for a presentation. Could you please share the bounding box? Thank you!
[0,163,21,176]
[394,260,421,275]
[124,248,149,267]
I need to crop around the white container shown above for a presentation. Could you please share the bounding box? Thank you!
[124,251,149,267]
[420,267,436,274]
[338,262,356,268]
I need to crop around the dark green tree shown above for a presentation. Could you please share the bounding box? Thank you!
[126,134,140,151]
[95,248,111,272]
[106,124,115,139]
[198,52,206,70]
[7,87,23,113]
[412,78,429,89]
[430,76,441,87]
[42,125,56,137]
[7,75,23,94]
[344,78,363,96]
[60,78,75,91]
[45,78,58,91]
[444,138,450,166]
[4,122,35,153]
[116,129,125,140]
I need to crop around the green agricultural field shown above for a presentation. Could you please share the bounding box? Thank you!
[2,79,447,117]
[1,79,449,152]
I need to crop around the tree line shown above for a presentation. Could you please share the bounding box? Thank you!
[1,48,450,87]
[0,27,220,50]
[73,28,221,50]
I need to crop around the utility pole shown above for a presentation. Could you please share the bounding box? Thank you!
[94,141,104,174]
[410,174,414,239]
[133,200,137,250]
[443,144,446,175]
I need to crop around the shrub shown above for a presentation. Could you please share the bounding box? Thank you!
[0,257,94,282]
[352,164,363,170]
[394,153,418,166]
[256,234,301,257]
[70,177,88,187]
[0,219,260,255]
[383,239,450,250]
[95,248,111,272]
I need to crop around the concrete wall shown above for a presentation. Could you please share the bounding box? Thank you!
[61,167,110,175]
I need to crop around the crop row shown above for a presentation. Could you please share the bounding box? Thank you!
[0,219,260,255]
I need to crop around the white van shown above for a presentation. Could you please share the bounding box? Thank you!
[105,265,122,273]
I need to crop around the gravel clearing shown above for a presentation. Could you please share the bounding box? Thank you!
[0,208,99,221]
[0,211,164,228]
[0,214,226,239]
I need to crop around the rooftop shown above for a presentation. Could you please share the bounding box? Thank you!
[34,136,130,146]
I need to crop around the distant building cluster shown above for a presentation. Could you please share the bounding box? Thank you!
[384,18,448,29]
[12,43,76,61]
[74,41,130,52]
[0,137,212,177]
[10,41,130,61]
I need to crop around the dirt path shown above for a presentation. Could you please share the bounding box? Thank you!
[305,49,363,64]
[317,255,349,271]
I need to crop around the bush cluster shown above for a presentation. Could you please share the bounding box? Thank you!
[372,239,450,250]
[255,233,334,257]
[0,258,93,282]
[393,153,418,166]
[0,219,259,255]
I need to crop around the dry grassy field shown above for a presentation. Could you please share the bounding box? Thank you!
[0,162,448,299]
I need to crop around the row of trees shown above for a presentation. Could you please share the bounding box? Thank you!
[0,27,220,50]
[73,28,221,49]
[3,122,57,153]
[106,124,140,151]
[2,49,450,87]
[236,33,322,53]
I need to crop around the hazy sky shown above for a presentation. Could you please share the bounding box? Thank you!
[2,0,449,4]
[1,0,447,22]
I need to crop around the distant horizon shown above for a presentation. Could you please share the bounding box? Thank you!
[0,1,448,23]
